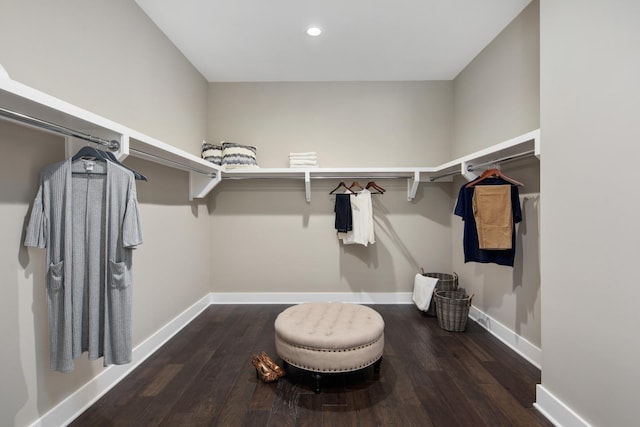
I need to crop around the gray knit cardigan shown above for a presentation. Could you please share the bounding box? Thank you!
[25,158,143,372]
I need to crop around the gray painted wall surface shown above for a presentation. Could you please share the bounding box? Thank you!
[208,81,453,167]
[0,1,210,425]
[0,0,207,152]
[450,1,541,348]
[540,1,640,425]
[453,0,540,158]
[207,81,454,294]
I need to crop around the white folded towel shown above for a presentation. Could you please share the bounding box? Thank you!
[412,273,439,311]
[289,159,318,166]
[289,151,317,157]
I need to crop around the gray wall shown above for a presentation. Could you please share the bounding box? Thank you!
[540,1,640,425]
[0,0,207,151]
[207,82,454,294]
[0,1,210,426]
[208,81,453,167]
[451,1,541,348]
[453,0,540,157]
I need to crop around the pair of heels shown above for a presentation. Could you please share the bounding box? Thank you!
[252,352,286,383]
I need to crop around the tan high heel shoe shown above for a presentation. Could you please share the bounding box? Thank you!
[252,355,279,383]
[259,352,286,378]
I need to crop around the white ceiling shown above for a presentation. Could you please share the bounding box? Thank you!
[135,0,531,82]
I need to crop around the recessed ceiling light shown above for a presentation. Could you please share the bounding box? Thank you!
[306,27,322,37]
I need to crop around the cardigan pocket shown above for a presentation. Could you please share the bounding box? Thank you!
[47,260,64,292]
[107,260,133,364]
[109,260,131,289]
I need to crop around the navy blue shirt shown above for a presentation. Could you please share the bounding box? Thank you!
[454,178,522,267]
[334,193,353,233]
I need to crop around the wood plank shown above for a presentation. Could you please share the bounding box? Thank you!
[140,364,183,397]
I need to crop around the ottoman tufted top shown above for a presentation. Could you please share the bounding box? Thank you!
[274,302,385,350]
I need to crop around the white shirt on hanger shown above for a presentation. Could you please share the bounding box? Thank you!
[338,189,375,246]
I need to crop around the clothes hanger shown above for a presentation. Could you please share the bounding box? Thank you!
[365,181,385,194]
[103,151,148,181]
[71,147,108,175]
[329,181,355,194]
[348,181,364,191]
[72,145,147,181]
[465,168,524,188]
[72,145,108,161]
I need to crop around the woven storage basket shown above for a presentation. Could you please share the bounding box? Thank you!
[422,272,458,317]
[434,290,474,332]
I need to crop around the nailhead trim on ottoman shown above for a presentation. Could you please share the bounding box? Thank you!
[274,302,385,392]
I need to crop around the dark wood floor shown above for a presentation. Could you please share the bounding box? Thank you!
[70,305,551,426]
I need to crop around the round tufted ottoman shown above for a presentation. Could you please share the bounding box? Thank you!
[274,302,385,393]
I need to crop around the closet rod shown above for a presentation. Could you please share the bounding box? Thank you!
[467,149,535,172]
[427,169,460,182]
[129,147,216,176]
[302,175,410,179]
[0,107,120,150]
[429,149,535,182]
[223,175,411,180]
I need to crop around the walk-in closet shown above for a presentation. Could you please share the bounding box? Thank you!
[1,1,638,426]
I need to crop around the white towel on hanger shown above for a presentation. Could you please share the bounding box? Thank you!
[412,274,439,311]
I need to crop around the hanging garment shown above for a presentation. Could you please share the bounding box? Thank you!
[334,193,353,233]
[24,158,143,372]
[454,178,521,266]
[338,189,375,246]
[472,185,513,249]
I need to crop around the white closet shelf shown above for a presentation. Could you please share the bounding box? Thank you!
[0,72,539,203]
[221,129,540,202]
[222,167,432,179]
[433,129,539,182]
[0,74,222,201]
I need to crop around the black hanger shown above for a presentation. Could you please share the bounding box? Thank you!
[365,181,385,194]
[329,181,356,195]
[71,148,107,175]
[103,151,147,181]
[72,146,109,161]
[72,146,147,181]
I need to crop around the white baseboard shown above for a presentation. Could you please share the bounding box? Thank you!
[209,292,414,305]
[31,294,211,427]
[468,305,542,369]
[534,385,592,427]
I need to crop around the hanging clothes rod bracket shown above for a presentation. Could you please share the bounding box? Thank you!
[461,160,478,181]
[407,171,421,201]
[0,107,120,150]
[304,171,311,202]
